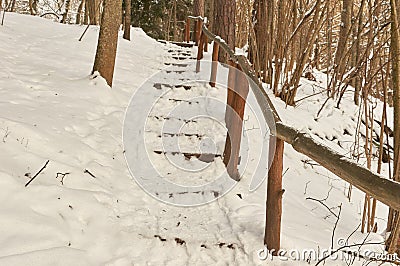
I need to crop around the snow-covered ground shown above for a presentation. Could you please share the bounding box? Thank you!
[0,13,394,265]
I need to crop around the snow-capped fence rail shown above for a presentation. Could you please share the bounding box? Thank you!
[186,16,400,254]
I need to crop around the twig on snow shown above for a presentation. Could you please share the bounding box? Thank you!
[84,169,96,178]
[78,24,90,41]
[304,181,311,195]
[25,160,50,187]
[301,159,321,168]
[306,197,339,218]
[2,127,10,143]
[56,172,70,185]
[331,203,342,249]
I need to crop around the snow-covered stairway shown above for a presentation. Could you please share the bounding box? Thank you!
[123,41,244,206]
[119,41,267,264]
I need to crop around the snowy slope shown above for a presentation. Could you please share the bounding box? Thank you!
[0,13,392,265]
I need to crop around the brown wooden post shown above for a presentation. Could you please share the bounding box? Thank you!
[209,42,220,87]
[195,20,203,45]
[197,32,205,60]
[224,61,237,129]
[203,34,208,52]
[196,60,201,73]
[264,137,284,254]
[223,61,237,166]
[223,64,249,181]
[193,20,198,43]
[185,18,190,43]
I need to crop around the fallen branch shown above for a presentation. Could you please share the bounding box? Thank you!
[84,169,96,178]
[78,24,90,41]
[25,160,50,187]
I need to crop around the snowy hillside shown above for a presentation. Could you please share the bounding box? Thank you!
[0,13,392,265]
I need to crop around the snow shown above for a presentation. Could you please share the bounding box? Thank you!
[0,13,395,265]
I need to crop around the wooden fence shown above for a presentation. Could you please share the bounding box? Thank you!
[185,16,400,253]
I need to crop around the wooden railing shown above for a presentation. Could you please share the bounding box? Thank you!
[185,16,400,252]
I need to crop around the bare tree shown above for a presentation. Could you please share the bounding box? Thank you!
[352,0,365,105]
[235,0,252,48]
[330,0,352,97]
[253,0,268,82]
[280,0,326,106]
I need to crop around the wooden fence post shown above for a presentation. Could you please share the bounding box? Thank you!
[203,34,208,52]
[264,137,284,254]
[193,20,197,43]
[197,32,205,60]
[195,20,203,45]
[185,18,190,43]
[223,64,249,181]
[223,61,237,167]
[209,42,220,87]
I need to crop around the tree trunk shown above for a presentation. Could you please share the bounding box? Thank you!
[214,0,235,63]
[392,0,400,186]
[388,0,400,254]
[265,0,274,84]
[209,0,215,33]
[193,0,204,44]
[193,0,205,17]
[272,0,286,95]
[352,0,365,105]
[92,0,122,87]
[28,0,37,15]
[76,0,85,24]
[253,0,267,82]
[10,0,15,12]
[87,0,98,25]
[84,0,89,25]
[173,0,177,41]
[123,0,131,40]
[331,0,352,97]
[61,0,71,24]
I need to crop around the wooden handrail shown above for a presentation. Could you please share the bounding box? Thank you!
[193,17,281,123]
[187,16,400,211]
